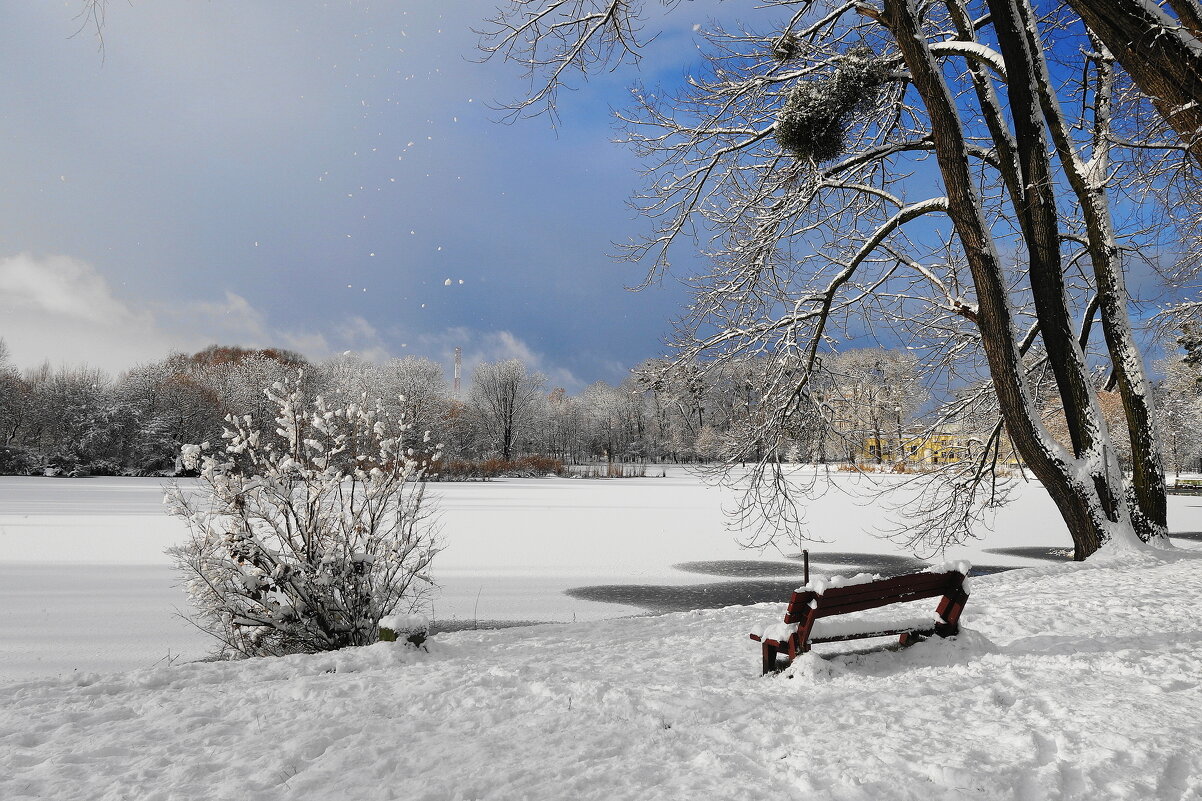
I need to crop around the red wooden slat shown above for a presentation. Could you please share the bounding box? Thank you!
[756,569,969,674]
[783,596,814,622]
[785,571,959,610]
[816,584,955,613]
[810,625,935,644]
[819,572,958,600]
[786,588,945,622]
[784,573,962,622]
[809,592,940,618]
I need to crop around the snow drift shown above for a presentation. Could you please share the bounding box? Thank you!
[2,548,1200,800]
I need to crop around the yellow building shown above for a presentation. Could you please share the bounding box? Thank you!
[860,430,1024,466]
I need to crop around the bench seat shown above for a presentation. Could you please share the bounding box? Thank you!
[751,612,941,645]
[750,563,971,674]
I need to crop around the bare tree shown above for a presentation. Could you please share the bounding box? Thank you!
[0,340,28,448]
[580,381,627,462]
[545,386,585,462]
[825,349,928,464]
[1155,355,1202,476]
[117,359,223,453]
[320,355,452,451]
[378,357,452,446]
[468,359,547,461]
[482,0,1170,559]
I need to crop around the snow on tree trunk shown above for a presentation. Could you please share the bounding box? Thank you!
[882,0,1140,558]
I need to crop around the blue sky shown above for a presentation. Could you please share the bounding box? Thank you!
[1,2,1184,390]
[0,1,728,389]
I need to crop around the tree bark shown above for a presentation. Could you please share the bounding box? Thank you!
[881,0,1123,559]
[1065,0,1202,165]
[988,0,1124,524]
[1013,5,1169,541]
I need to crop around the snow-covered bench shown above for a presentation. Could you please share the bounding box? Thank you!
[749,563,971,675]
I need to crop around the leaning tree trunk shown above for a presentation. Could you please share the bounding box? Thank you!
[945,0,1169,541]
[1013,6,1169,542]
[987,0,1126,526]
[879,0,1138,559]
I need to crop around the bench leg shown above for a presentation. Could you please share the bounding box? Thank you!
[933,616,960,637]
[762,642,780,675]
[934,589,968,638]
[791,622,813,659]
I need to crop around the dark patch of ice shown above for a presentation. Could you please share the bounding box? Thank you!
[565,580,805,614]
[967,564,1015,576]
[1169,531,1202,542]
[789,551,928,568]
[567,563,1014,614]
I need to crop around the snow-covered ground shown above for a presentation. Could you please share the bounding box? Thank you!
[2,471,1202,798]
[3,469,1202,682]
[2,541,1201,799]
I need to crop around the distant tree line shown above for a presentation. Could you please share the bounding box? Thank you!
[2,338,1199,477]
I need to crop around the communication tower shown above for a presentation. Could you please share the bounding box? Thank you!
[454,347,462,400]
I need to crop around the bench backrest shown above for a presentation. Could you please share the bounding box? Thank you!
[784,570,964,624]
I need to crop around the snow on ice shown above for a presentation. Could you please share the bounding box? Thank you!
[2,548,1201,800]
[1,471,1201,798]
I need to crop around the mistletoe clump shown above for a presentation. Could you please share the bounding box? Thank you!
[771,32,801,63]
[775,46,891,163]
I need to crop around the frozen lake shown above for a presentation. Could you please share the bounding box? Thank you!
[3,470,1200,682]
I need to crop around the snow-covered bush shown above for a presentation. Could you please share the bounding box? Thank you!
[165,376,440,658]
[0,445,36,475]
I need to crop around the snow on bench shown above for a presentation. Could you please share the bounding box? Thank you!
[749,562,971,675]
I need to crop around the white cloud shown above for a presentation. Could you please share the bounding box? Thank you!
[181,291,271,341]
[411,327,584,392]
[329,316,391,363]
[0,252,145,327]
[0,253,406,376]
[0,253,594,390]
[0,252,172,373]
